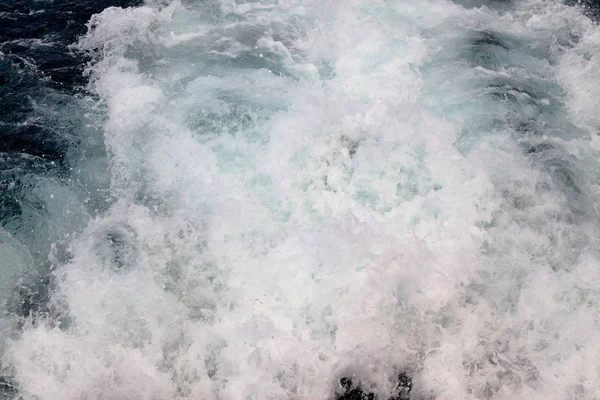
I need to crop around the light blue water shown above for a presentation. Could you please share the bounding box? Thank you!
[2,0,600,399]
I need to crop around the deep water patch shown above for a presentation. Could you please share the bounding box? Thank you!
[336,373,414,400]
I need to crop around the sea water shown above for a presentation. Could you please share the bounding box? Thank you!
[1,0,600,399]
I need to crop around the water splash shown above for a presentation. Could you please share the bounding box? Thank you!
[2,0,600,399]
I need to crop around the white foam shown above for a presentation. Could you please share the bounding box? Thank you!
[5,0,600,399]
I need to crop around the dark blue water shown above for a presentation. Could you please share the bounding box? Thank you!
[1,0,140,158]
[1,0,140,287]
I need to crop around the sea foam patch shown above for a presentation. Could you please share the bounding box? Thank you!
[2,0,600,399]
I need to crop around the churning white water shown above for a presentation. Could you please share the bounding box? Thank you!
[2,0,600,399]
